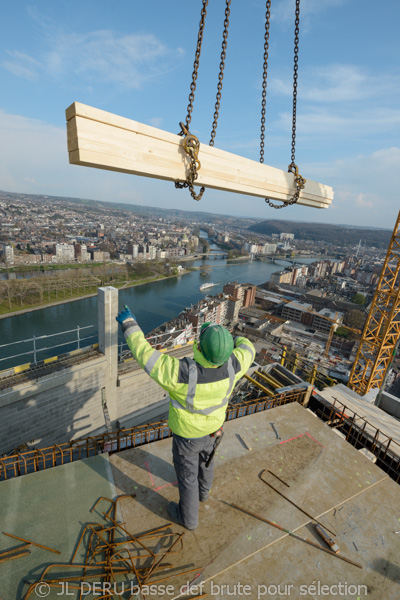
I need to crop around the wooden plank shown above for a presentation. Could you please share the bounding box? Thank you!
[66,114,331,200]
[67,118,330,208]
[65,102,334,209]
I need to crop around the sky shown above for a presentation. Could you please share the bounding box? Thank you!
[0,0,399,229]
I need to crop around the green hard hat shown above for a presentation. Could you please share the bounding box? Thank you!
[199,323,234,365]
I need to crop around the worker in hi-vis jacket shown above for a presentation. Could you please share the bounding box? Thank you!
[116,305,255,530]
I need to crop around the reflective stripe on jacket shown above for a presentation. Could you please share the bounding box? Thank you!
[123,321,256,438]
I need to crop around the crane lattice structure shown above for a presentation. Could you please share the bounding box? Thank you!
[348,210,400,395]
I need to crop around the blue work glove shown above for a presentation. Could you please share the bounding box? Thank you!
[116,304,136,325]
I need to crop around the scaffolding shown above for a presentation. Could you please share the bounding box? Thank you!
[348,210,400,395]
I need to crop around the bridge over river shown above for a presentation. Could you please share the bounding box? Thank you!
[257,255,317,267]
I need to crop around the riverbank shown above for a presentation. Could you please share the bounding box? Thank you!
[0,270,191,320]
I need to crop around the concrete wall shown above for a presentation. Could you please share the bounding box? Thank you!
[377,390,400,419]
[0,287,193,454]
[0,356,107,454]
[117,369,170,426]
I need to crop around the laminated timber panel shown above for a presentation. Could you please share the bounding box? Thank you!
[66,102,334,209]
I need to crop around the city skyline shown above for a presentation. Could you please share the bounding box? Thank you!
[1,1,399,228]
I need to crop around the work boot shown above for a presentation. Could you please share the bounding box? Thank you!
[167,502,197,530]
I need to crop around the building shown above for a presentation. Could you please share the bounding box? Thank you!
[281,301,313,324]
[128,243,139,259]
[226,297,241,322]
[270,270,292,287]
[290,265,308,286]
[244,243,258,254]
[13,254,40,266]
[55,243,75,263]
[263,243,277,254]
[312,308,343,334]
[74,243,91,262]
[242,284,256,308]
[215,298,228,323]
[223,282,244,304]
[1,244,14,265]
[148,245,157,260]
[89,249,110,262]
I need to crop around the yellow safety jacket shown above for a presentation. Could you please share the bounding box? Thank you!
[124,321,256,438]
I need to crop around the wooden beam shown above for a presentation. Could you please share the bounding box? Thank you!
[65,102,333,209]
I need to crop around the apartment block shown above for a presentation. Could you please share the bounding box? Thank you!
[270,270,292,286]
[74,243,91,262]
[1,244,14,265]
[223,282,244,303]
[242,284,256,308]
[226,297,241,322]
[313,308,343,334]
[282,301,313,324]
[128,243,139,259]
[55,243,75,263]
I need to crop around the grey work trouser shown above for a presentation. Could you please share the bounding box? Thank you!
[172,433,217,529]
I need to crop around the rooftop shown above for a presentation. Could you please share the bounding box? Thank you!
[1,402,399,599]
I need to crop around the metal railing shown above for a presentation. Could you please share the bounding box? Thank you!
[312,395,400,483]
[0,388,308,481]
[117,326,338,392]
[118,325,201,362]
[279,348,339,389]
[0,325,97,369]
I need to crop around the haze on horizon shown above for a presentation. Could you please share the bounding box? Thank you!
[0,0,399,230]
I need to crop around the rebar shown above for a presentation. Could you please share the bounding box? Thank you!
[0,549,30,563]
[229,502,362,569]
[2,532,60,554]
[259,470,336,537]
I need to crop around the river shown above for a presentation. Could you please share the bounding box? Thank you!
[0,236,321,370]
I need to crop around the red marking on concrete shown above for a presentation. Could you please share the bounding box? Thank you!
[279,432,324,448]
[279,434,304,445]
[144,461,156,488]
[154,481,178,492]
[305,431,325,447]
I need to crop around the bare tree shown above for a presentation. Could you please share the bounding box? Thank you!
[14,281,30,307]
[0,282,12,310]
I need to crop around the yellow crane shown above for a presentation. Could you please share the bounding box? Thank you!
[348,210,400,395]
[324,321,361,357]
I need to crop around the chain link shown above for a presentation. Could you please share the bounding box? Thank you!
[265,164,306,209]
[260,0,271,165]
[175,0,208,201]
[174,123,205,201]
[264,0,305,209]
[290,0,301,167]
[176,0,231,201]
[209,0,231,147]
[184,0,208,131]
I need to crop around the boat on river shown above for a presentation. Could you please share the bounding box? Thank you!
[199,282,219,291]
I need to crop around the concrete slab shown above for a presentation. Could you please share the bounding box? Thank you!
[0,454,117,600]
[110,403,400,599]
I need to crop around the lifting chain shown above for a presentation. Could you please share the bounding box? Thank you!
[184,0,208,133]
[265,0,306,209]
[260,0,271,166]
[175,0,208,201]
[174,121,205,202]
[175,0,231,201]
[209,0,231,147]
